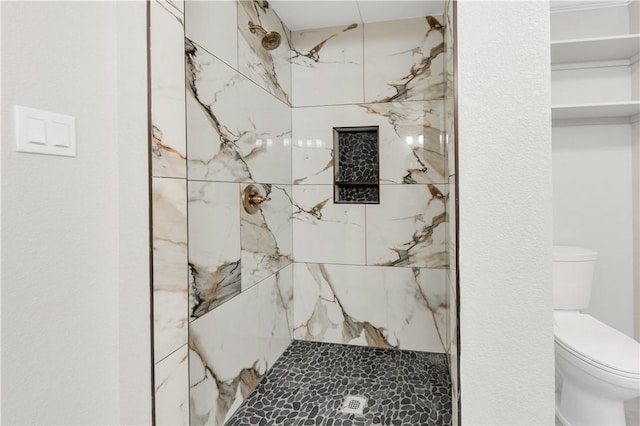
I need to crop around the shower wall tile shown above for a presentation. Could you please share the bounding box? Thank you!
[152,177,189,362]
[241,183,293,291]
[363,16,445,103]
[188,181,241,320]
[186,40,291,184]
[277,264,295,338]
[292,105,353,185]
[291,23,364,107]
[238,0,291,105]
[189,271,292,425]
[445,97,455,177]
[150,0,186,178]
[363,101,446,184]
[293,263,448,353]
[444,1,455,100]
[162,0,184,14]
[366,184,448,268]
[446,176,457,376]
[292,102,446,186]
[292,185,366,265]
[155,344,189,426]
[444,0,458,421]
[185,0,238,68]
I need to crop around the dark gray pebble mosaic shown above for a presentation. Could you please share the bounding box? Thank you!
[225,340,451,426]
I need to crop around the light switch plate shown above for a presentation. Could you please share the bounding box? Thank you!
[15,106,76,157]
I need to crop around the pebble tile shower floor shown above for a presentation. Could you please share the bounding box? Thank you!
[226,340,452,426]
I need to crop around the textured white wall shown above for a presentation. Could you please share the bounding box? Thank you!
[457,1,555,424]
[116,2,153,424]
[550,5,637,339]
[553,124,634,337]
[1,1,151,424]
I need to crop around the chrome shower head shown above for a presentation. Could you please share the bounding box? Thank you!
[248,21,281,50]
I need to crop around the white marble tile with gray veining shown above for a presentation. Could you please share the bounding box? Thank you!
[366,184,448,268]
[445,97,455,177]
[155,344,189,426]
[292,101,445,186]
[189,271,292,425]
[364,16,445,103]
[277,265,294,338]
[188,181,241,320]
[185,0,238,69]
[293,263,448,353]
[186,39,291,184]
[291,23,363,107]
[238,0,291,105]
[291,185,366,265]
[362,101,446,184]
[151,1,187,178]
[153,177,189,362]
[241,183,293,291]
[161,0,183,14]
[444,0,455,100]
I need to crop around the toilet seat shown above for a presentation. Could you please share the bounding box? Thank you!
[554,313,640,378]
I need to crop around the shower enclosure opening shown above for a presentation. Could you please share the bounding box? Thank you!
[148,0,459,424]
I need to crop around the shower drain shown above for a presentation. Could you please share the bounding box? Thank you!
[340,395,367,415]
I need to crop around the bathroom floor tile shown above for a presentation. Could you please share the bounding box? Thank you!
[226,340,451,425]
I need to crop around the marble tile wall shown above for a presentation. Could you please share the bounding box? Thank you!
[150,1,190,424]
[290,15,450,354]
[151,0,293,424]
[294,264,448,353]
[189,267,293,425]
[444,0,459,424]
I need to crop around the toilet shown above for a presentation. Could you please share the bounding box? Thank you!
[553,245,640,425]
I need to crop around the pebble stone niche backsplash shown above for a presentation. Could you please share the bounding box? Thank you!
[226,340,452,426]
[334,127,380,204]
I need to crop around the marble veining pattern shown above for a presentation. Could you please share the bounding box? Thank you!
[294,263,448,353]
[292,185,366,265]
[444,2,454,101]
[150,0,187,178]
[366,184,448,268]
[189,268,293,425]
[292,101,445,186]
[162,0,183,13]
[185,0,238,69]
[238,0,292,105]
[226,340,452,426]
[188,181,241,319]
[241,183,293,291]
[186,39,291,184]
[155,345,189,426]
[153,177,189,361]
[446,178,458,424]
[291,23,364,106]
[443,0,458,422]
[364,16,445,103]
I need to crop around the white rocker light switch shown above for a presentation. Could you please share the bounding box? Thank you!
[15,105,76,157]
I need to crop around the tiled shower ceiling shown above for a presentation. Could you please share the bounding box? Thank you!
[270,0,446,30]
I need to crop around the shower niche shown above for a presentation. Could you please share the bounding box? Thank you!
[333,126,380,204]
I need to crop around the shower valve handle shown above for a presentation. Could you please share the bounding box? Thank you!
[242,184,270,214]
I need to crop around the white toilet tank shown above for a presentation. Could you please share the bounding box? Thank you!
[553,246,598,310]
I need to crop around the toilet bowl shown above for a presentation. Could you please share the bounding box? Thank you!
[553,246,640,425]
[554,311,640,425]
